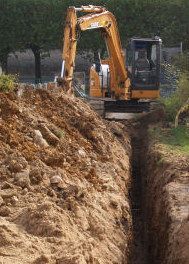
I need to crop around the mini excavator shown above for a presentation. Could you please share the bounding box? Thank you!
[58,5,162,114]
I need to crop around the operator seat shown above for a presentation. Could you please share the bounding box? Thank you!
[135,50,150,84]
[135,50,150,71]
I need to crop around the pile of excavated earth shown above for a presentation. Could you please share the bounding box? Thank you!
[0,86,188,264]
[0,87,132,264]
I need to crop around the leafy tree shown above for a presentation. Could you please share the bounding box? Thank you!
[0,0,66,82]
[15,0,66,83]
[0,0,188,81]
[67,0,189,53]
[164,0,189,49]
[0,0,21,72]
[106,0,189,48]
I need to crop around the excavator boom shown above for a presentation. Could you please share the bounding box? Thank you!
[61,5,130,98]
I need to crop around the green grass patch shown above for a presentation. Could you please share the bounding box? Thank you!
[161,73,189,122]
[149,126,189,154]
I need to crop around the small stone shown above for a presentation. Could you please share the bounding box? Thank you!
[28,186,34,192]
[19,157,28,169]
[32,254,49,264]
[38,124,60,146]
[33,130,49,148]
[110,200,118,208]
[8,157,28,173]
[8,161,23,173]
[29,169,43,184]
[14,169,30,188]
[47,189,56,197]
[0,206,11,217]
[11,196,19,205]
[16,88,24,98]
[0,196,4,206]
[22,188,28,195]
[0,190,16,199]
[1,181,14,189]
[50,175,62,184]
[78,148,86,157]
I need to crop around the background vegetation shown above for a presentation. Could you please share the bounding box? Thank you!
[0,74,17,92]
[0,0,189,82]
[149,125,189,154]
[163,73,189,122]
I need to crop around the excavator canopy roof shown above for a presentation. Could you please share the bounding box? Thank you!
[131,37,162,43]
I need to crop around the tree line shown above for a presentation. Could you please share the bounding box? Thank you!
[0,0,188,82]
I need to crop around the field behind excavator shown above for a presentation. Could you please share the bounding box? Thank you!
[0,87,188,264]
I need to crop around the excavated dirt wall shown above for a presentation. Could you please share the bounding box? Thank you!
[146,142,189,264]
[121,112,189,264]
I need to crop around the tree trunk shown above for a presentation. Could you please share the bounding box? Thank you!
[0,51,9,74]
[30,44,42,84]
[1,57,8,74]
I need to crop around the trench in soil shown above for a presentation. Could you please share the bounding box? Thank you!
[129,123,150,264]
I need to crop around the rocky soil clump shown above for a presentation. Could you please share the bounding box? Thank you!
[0,87,132,264]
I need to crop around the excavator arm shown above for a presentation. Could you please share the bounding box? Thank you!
[61,6,130,98]
[61,7,77,92]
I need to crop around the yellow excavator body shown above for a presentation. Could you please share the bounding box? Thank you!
[59,5,162,113]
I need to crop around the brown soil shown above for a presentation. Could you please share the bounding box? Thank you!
[0,86,188,264]
[146,137,189,264]
[123,117,189,264]
[0,87,132,264]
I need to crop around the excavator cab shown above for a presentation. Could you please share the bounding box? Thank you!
[129,37,162,99]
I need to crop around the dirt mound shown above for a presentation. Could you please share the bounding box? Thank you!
[0,87,132,263]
